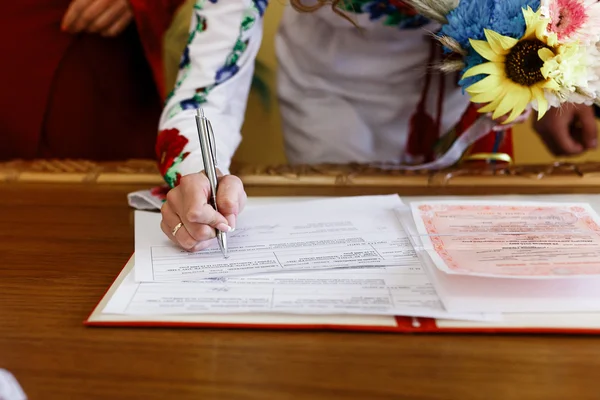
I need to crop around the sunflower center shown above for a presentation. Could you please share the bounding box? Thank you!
[505,40,549,87]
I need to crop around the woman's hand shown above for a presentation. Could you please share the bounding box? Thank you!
[478,102,598,156]
[533,104,598,156]
[61,0,134,37]
[160,172,247,252]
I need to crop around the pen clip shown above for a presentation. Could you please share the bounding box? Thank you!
[206,118,218,167]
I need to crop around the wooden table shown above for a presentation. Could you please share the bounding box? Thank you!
[2,181,600,400]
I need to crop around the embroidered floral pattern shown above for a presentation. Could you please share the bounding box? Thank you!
[156,128,190,187]
[254,0,268,16]
[165,1,261,119]
[339,0,429,29]
[165,12,207,103]
[150,185,170,202]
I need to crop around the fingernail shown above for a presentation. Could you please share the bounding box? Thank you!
[216,223,232,233]
[225,214,237,231]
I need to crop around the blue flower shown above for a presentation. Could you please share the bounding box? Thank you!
[365,1,396,20]
[179,47,190,69]
[440,0,541,87]
[180,98,200,110]
[398,14,429,29]
[254,0,268,16]
[215,64,240,84]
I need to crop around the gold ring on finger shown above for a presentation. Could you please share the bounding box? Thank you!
[172,222,184,236]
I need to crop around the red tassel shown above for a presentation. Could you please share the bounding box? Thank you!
[405,39,441,164]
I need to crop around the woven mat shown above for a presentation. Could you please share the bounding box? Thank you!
[2,159,600,188]
[0,159,163,184]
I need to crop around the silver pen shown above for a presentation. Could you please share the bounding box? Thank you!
[195,108,229,259]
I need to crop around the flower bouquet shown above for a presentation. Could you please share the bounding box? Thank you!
[404,0,600,124]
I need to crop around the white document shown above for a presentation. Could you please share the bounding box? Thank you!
[104,260,496,321]
[134,195,415,282]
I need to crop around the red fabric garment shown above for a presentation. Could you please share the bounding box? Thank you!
[405,45,514,166]
[458,103,514,159]
[0,0,184,161]
[39,24,163,159]
[406,40,445,164]
[0,0,74,159]
[129,0,186,99]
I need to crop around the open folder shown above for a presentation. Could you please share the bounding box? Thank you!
[86,256,600,333]
[86,195,600,334]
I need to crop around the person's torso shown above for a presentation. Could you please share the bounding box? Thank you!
[0,0,75,158]
[276,1,438,95]
[0,0,161,160]
[274,1,469,165]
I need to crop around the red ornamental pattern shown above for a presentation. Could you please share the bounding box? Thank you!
[156,128,189,176]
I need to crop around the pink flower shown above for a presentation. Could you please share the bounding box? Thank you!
[547,0,600,44]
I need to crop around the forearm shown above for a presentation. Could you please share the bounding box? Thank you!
[157,0,265,187]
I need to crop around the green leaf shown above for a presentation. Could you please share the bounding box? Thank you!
[384,12,407,26]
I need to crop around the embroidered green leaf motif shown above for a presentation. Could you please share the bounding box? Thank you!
[226,39,248,66]
[166,69,190,103]
[188,14,207,44]
[194,0,206,11]
[241,12,256,31]
[167,2,269,120]
[338,0,364,12]
[384,11,407,26]
[167,104,182,120]
[164,155,185,188]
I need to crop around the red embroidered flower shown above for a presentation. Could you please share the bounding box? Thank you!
[156,128,188,176]
[150,185,170,200]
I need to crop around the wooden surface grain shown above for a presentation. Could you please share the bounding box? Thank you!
[1,183,600,400]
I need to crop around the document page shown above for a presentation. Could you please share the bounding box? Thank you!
[135,195,413,282]
[410,201,600,278]
[104,263,495,321]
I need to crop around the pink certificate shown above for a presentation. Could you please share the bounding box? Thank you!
[410,201,600,278]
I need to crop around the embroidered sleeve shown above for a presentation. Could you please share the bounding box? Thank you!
[157,0,267,187]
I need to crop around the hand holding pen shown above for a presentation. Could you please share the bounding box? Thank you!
[195,108,230,258]
[159,110,247,255]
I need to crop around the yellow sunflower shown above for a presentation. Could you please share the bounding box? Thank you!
[463,7,561,123]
